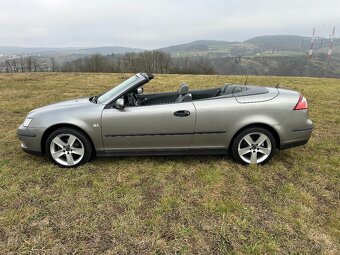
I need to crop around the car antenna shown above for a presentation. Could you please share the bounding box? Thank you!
[244,64,251,85]
[275,83,280,88]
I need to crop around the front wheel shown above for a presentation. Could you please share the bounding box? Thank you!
[46,128,92,168]
[231,127,276,165]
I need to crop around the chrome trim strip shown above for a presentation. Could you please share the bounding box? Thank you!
[105,131,226,138]
[291,126,314,132]
[17,130,36,137]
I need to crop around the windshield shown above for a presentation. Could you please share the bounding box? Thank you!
[97,75,139,104]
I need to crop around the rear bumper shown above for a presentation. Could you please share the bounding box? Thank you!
[280,121,313,150]
[291,126,314,133]
[280,138,309,149]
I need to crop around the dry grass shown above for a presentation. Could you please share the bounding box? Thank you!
[0,73,339,254]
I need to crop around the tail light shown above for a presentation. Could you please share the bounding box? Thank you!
[294,94,308,110]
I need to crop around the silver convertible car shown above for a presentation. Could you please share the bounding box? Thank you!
[17,73,313,167]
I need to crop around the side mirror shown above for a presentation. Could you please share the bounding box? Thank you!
[115,98,125,109]
[137,87,144,95]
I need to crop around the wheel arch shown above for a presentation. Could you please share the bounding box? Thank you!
[41,123,96,155]
[229,123,280,152]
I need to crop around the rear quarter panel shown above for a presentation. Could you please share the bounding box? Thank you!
[273,88,313,146]
[191,88,301,148]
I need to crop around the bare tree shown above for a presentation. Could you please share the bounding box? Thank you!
[4,58,11,73]
[50,57,56,72]
[32,58,38,72]
[26,56,33,72]
[19,57,25,72]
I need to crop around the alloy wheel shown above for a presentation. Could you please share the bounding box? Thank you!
[237,132,272,164]
[50,134,85,166]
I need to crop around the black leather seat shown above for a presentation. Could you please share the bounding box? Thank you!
[175,83,192,103]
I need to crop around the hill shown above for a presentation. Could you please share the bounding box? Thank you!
[158,40,234,54]
[77,46,144,55]
[158,35,340,57]
[1,35,340,77]
[0,46,77,55]
[0,46,144,56]
[245,35,307,51]
[1,35,339,58]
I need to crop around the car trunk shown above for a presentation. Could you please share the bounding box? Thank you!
[234,86,279,103]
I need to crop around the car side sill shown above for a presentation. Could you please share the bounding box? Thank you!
[96,148,227,157]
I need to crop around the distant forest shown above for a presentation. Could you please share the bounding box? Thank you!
[1,50,339,78]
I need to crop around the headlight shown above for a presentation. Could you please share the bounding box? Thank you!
[23,118,32,127]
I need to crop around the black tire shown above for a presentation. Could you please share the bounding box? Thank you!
[46,128,92,168]
[231,127,276,165]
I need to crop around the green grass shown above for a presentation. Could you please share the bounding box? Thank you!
[0,73,339,254]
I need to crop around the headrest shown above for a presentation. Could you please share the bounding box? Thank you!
[233,86,246,93]
[221,84,234,94]
[178,83,189,94]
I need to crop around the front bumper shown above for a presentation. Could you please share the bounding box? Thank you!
[17,125,45,154]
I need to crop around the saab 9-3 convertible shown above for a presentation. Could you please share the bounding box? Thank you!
[17,73,313,167]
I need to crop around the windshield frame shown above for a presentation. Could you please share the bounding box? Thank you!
[97,73,147,105]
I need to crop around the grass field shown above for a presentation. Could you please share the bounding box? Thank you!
[0,73,339,254]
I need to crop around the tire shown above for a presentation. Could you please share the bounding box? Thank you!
[231,127,276,165]
[46,128,92,168]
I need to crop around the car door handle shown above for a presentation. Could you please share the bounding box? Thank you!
[173,110,190,117]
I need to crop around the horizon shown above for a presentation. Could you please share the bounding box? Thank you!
[0,34,336,50]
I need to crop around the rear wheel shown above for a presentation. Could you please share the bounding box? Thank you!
[231,127,276,165]
[46,128,92,168]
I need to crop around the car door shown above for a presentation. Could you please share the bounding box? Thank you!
[101,102,196,150]
[190,97,236,149]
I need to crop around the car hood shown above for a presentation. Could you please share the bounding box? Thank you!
[28,97,92,115]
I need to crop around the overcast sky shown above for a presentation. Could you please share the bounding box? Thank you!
[0,0,338,49]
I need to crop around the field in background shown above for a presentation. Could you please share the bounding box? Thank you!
[0,73,339,254]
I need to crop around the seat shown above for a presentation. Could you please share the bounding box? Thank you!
[218,84,247,96]
[220,83,234,95]
[175,83,192,103]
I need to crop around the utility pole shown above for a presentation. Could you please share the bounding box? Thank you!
[324,27,335,78]
[306,28,315,77]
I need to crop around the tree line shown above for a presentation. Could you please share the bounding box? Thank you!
[60,51,215,74]
[1,50,339,77]
[1,56,44,73]
[0,51,214,74]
